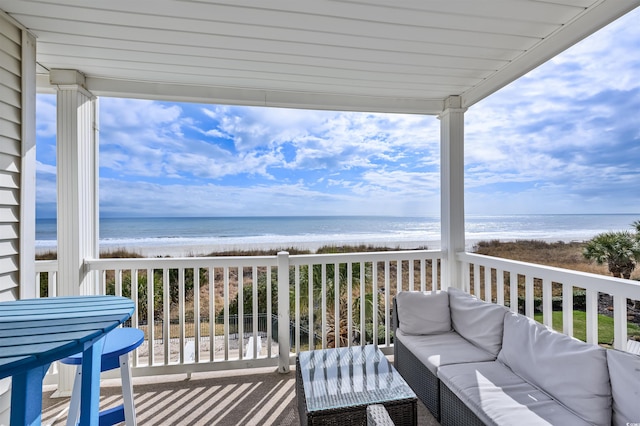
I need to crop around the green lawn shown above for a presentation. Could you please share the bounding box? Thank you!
[533,311,640,345]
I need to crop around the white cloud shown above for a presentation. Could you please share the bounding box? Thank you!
[36,8,640,218]
[36,95,56,137]
[36,161,56,175]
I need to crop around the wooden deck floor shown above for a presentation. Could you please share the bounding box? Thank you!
[42,365,438,425]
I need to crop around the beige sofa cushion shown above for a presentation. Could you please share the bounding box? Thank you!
[395,291,451,335]
[607,348,640,426]
[439,361,592,426]
[396,329,496,374]
[448,287,508,356]
[498,312,611,426]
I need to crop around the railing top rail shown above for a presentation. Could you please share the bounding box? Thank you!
[288,249,442,265]
[458,251,640,298]
[79,249,442,271]
[84,255,278,270]
[35,259,58,273]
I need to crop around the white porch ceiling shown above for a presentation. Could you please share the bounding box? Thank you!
[1,0,639,114]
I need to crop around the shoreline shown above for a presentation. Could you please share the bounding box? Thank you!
[35,236,589,258]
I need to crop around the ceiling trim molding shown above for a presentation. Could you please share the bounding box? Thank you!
[40,76,445,114]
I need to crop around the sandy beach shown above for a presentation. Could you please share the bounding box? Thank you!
[106,238,441,257]
[35,237,591,259]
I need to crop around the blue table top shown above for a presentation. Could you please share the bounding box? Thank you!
[0,295,134,380]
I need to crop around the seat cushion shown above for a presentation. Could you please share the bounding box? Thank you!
[498,312,611,426]
[438,361,591,426]
[395,329,496,374]
[607,348,640,426]
[395,290,451,335]
[448,287,508,356]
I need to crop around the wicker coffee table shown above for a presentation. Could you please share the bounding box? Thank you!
[296,345,417,425]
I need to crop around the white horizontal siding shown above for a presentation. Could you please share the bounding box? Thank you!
[0,14,20,303]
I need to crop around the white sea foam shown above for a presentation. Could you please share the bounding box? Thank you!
[35,214,640,257]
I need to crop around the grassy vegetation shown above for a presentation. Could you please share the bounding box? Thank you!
[473,239,640,281]
[203,247,312,257]
[534,310,640,345]
[37,244,428,260]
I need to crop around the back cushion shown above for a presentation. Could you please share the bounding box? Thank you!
[395,291,451,335]
[607,348,640,426]
[498,313,611,425]
[448,287,507,356]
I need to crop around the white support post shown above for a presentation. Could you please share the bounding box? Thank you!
[439,96,467,290]
[51,69,99,396]
[51,69,99,297]
[277,252,291,373]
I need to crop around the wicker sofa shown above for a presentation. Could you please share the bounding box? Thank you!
[392,288,640,426]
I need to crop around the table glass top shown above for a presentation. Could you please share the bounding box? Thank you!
[298,345,416,412]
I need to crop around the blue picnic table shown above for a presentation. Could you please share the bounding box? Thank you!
[0,295,134,426]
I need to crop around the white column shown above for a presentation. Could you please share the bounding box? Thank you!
[51,69,99,298]
[439,96,467,290]
[51,69,99,396]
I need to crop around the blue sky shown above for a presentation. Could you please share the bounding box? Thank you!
[35,9,640,218]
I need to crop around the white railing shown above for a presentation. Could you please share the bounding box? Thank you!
[458,252,640,350]
[35,250,640,381]
[36,249,443,378]
[35,259,58,298]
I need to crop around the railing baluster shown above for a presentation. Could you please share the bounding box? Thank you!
[147,268,154,367]
[308,263,314,350]
[321,263,327,349]
[613,294,627,350]
[267,265,272,358]
[509,272,518,313]
[209,266,215,363]
[384,260,390,346]
[252,266,258,358]
[178,267,185,364]
[409,259,414,291]
[525,275,534,318]
[193,267,200,363]
[420,258,426,291]
[334,262,340,348]
[473,263,480,297]
[585,289,598,345]
[360,261,365,347]
[238,266,244,361]
[294,265,300,354]
[223,266,230,360]
[496,269,504,306]
[132,269,139,367]
[372,261,378,347]
[562,283,573,337]
[115,269,122,296]
[163,268,170,366]
[347,262,353,348]
[36,272,41,298]
[542,278,552,327]
[484,265,492,302]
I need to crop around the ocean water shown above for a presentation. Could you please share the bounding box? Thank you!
[35,214,640,253]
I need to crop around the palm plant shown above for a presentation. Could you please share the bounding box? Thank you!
[293,262,385,348]
[583,230,640,279]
